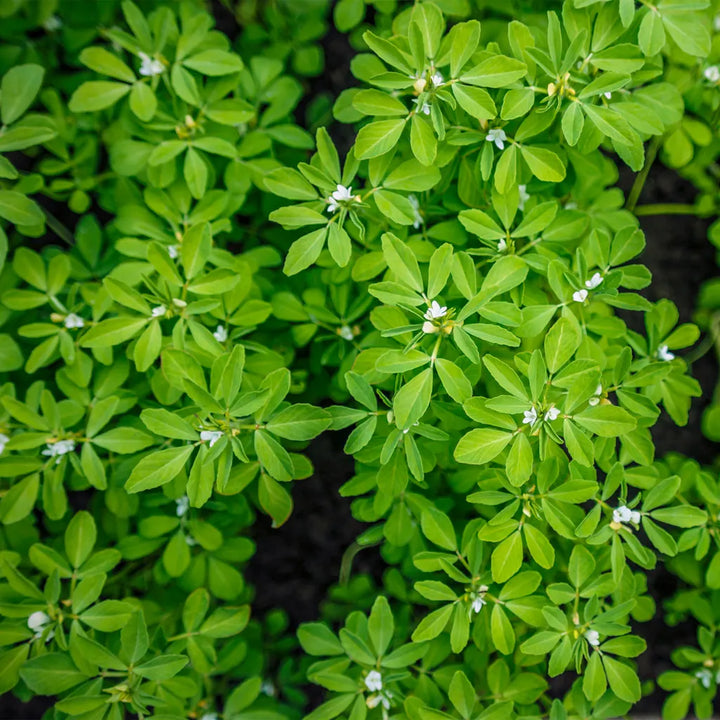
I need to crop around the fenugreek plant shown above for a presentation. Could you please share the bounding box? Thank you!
[0,1,718,719]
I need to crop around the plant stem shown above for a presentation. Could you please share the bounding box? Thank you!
[626,136,661,213]
[634,203,700,216]
[43,207,75,245]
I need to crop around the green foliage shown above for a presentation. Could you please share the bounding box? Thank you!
[0,0,719,719]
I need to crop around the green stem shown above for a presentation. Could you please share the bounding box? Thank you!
[625,135,661,213]
[42,207,75,245]
[634,203,700,216]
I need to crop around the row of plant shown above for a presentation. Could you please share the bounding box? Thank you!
[0,1,718,720]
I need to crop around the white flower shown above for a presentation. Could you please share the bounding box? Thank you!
[28,610,53,641]
[588,384,602,406]
[585,272,603,289]
[200,714,219,720]
[613,505,641,525]
[408,194,423,229]
[471,595,485,613]
[365,670,383,692]
[413,98,431,115]
[565,201,578,210]
[213,325,228,342]
[430,71,444,87]
[544,406,560,422]
[43,15,62,31]
[585,629,600,647]
[424,300,447,320]
[603,91,612,100]
[573,289,588,303]
[412,73,427,94]
[42,439,75,463]
[200,430,223,447]
[167,244,179,259]
[705,65,720,83]
[139,52,165,77]
[518,184,530,211]
[715,14,720,32]
[338,325,354,341]
[64,313,84,329]
[326,184,357,213]
[523,407,538,425]
[185,535,197,546]
[696,668,714,689]
[175,496,190,517]
[261,680,276,697]
[151,304,166,317]
[422,321,437,334]
[497,238,507,253]
[0,433,8,454]
[657,344,675,361]
[486,128,507,150]
[366,694,391,710]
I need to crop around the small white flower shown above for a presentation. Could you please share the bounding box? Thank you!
[64,313,84,329]
[261,680,276,697]
[471,595,485,613]
[167,244,179,259]
[151,304,166,317]
[486,128,507,150]
[200,714,218,720]
[544,406,560,422]
[565,201,578,210]
[326,184,357,213]
[696,668,714,689]
[42,439,75,463]
[365,670,383,693]
[705,65,720,83]
[588,384,602,406]
[497,238,507,253]
[413,98,431,115]
[200,430,223,447]
[714,14,720,32]
[657,344,675,361]
[613,505,641,525]
[338,325,354,341]
[185,535,197,546]
[43,15,62,31]
[585,272,603,289]
[175,496,190,517]
[430,71,444,87]
[27,610,54,641]
[366,694,391,710]
[213,325,228,342]
[585,629,600,647]
[523,407,538,425]
[138,52,165,77]
[0,433,8,454]
[424,300,447,320]
[603,91,612,100]
[408,194,423,229]
[412,73,427,94]
[573,289,588,303]
[518,184,530,211]
[422,321,437,334]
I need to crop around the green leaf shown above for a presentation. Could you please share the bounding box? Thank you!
[283,228,327,276]
[421,507,457,551]
[523,524,555,569]
[452,83,497,120]
[410,113,437,166]
[573,405,636,437]
[355,119,406,159]
[455,428,514,465]
[583,651,607,701]
[183,49,244,75]
[393,368,433,429]
[298,623,344,656]
[80,47,135,82]
[382,232,423,292]
[662,10,710,56]
[134,655,188,681]
[255,430,293,482]
[461,55,527,87]
[353,89,407,116]
[491,530,523,582]
[1,64,45,125]
[80,317,148,348]
[19,654,87,695]
[520,146,566,182]
[0,191,45,227]
[650,505,707,528]
[544,317,581,373]
[125,446,194,493]
[368,596,394,657]
[0,473,39,524]
[264,168,318,200]
[199,605,250,637]
[435,358,472,403]
[411,604,453,642]
[65,511,96,569]
[69,81,130,112]
[602,655,641,703]
[266,404,330,441]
